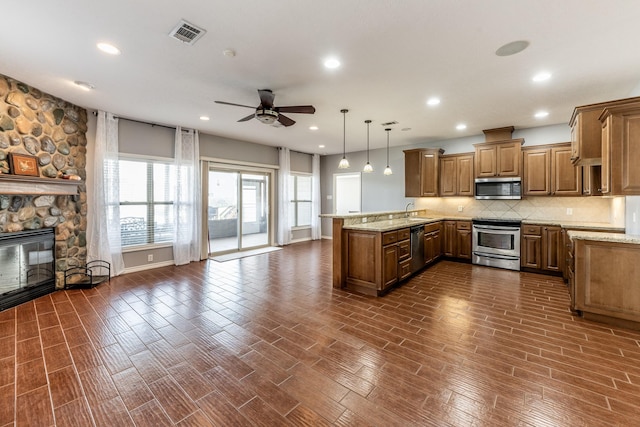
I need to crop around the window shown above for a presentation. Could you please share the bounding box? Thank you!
[119,158,175,247]
[289,174,312,227]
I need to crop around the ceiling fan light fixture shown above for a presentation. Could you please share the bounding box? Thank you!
[255,108,278,124]
[338,109,350,169]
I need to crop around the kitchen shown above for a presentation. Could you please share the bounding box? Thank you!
[4,1,640,426]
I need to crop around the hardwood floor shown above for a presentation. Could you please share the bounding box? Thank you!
[2,239,640,426]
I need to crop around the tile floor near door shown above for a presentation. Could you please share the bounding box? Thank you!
[2,239,640,426]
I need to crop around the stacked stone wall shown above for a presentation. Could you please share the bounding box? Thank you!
[0,74,88,288]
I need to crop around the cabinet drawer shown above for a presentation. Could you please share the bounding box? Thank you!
[398,240,411,260]
[424,222,441,233]
[397,228,411,241]
[382,231,398,245]
[522,225,542,235]
[398,259,412,281]
[457,221,471,230]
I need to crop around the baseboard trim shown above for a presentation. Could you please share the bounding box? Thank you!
[123,260,175,274]
[321,235,333,240]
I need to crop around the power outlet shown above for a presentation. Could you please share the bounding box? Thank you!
[388,214,393,219]
[362,217,367,223]
[147,254,153,262]
[458,206,464,212]
[566,208,573,215]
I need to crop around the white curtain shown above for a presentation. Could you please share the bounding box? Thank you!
[277,147,291,245]
[311,153,322,240]
[87,111,125,276]
[173,127,202,265]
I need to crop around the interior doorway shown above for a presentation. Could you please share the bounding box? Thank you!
[206,164,272,256]
[334,172,361,214]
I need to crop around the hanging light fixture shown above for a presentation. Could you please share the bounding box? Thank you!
[338,109,350,169]
[384,128,393,175]
[363,119,373,173]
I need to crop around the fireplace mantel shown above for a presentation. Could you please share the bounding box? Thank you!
[0,174,80,195]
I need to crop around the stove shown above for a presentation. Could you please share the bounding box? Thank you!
[471,218,522,271]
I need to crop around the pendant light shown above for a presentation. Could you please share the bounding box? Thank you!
[384,128,393,175]
[338,109,350,169]
[363,119,373,173]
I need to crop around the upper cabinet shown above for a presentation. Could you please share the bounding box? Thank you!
[404,148,444,197]
[522,143,581,196]
[474,140,524,178]
[600,98,640,195]
[570,96,640,167]
[473,126,523,178]
[439,153,474,197]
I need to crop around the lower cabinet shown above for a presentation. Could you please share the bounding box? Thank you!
[442,220,472,260]
[344,228,411,296]
[520,224,562,273]
[424,222,442,265]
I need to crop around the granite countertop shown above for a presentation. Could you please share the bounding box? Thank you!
[342,217,440,232]
[522,219,625,232]
[568,230,640,244]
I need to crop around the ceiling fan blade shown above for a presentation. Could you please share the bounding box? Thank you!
[215,100,256,109]
[275,105,316,114]
[277,114,295,127]
[258,89,275,109]
[237,113,255,122]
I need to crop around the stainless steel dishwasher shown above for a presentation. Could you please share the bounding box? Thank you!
[410,225,425,273]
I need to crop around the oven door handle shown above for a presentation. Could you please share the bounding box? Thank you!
[473,225,520,232]
[473,251,520,261]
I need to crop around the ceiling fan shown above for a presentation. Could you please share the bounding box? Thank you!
[215,89,315,127]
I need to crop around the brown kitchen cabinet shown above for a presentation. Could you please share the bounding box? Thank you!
[573,237,640,329]
[344,227,412,296]
[582,165,602,196]
[600,99,640,195]
[473,140,523,178]
[442,220,471,260]
[404,148,445,197]
[424,222,442,265]
[520,224,562,274]
[439,153,474,196]
[522,143,581,196]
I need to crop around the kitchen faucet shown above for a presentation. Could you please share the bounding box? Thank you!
[405,202,414,217]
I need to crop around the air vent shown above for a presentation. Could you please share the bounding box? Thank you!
[381,121,398,126]
[169,19,206,45]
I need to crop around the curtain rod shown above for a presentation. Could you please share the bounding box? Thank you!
[91,111,176,130]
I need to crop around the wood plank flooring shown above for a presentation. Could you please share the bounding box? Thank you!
[2,239,640,426]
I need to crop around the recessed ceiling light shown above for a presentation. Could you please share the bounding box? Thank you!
[200,116,210,121]
[323,58,340,69]
[456,123,467,130]
[318,144,325,148]
[495,40,529,57]
[97,42,121,55]
[309,126,319,131]
[73,81,94,91]
[427,97,441,106]
[535,111,549,118]
[222,49,236,58]
[401,127,411,131]
[532,72,551,82]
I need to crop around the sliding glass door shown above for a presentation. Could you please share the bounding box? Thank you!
[207,166,271,255]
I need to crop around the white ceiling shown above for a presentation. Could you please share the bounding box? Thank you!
[2,1,640,155]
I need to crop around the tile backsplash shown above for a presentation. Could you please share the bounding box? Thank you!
[415,196,625,226]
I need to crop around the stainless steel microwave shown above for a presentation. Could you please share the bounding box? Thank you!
[474,177,522,200]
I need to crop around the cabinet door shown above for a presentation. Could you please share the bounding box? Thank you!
[439,157,457,196]
[601,117,611,195]
[420,152,439,196]
[620,112,640,194]
[496,142,521,176]
[433,229,442,259]
[475,145,497,177]
[542,226,563,272]
[552,146,582,195]
[457,155,474,196]
[456,229,472,259]
[443,221,457,257]
[570,115,580,163]
[346,231,377,285]
[521,234,542,269]
[404,150,422,197]
[382,244,398,290]
[523,149,550,195]
[424,232,434,265]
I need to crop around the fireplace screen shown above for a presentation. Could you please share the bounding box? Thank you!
[0,229,55,309]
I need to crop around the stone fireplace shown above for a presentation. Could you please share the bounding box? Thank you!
[0,74,88,298]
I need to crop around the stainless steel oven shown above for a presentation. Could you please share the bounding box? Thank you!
[472,218,521,271]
